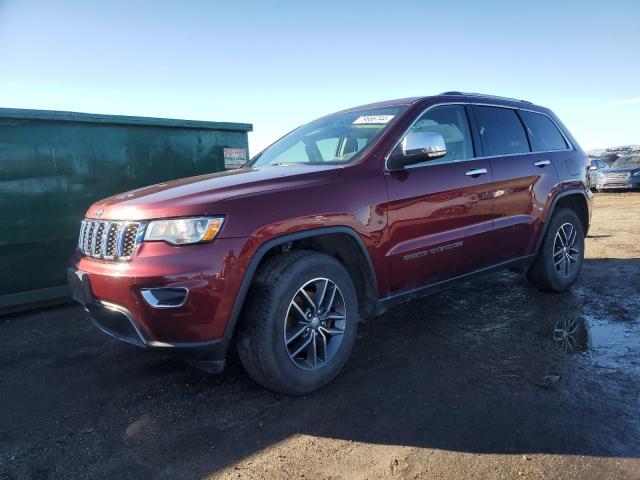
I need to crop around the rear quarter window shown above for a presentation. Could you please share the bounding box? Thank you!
[519,110,568,152]
[474,106,530,156]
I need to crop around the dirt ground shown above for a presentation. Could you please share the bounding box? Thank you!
[1,193,639,480]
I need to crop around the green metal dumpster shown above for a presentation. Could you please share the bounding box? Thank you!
[0,108,252,313]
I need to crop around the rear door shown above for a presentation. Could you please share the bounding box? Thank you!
[472,105,561,263]
[384,104,496,293]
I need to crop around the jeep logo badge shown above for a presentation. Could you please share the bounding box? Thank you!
[94,208,104,217]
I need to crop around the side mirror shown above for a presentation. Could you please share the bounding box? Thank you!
[388,131,447,170]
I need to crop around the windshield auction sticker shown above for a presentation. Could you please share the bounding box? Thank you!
[223,148,247,169]
[353,115,395,125]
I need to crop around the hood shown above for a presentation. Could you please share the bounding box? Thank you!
[86,165,343,220]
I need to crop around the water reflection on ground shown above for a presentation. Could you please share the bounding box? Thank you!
[553,315,588,354]
[559,279,640,374]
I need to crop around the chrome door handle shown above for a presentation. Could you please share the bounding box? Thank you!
[466,168,488,177]
[534,160,551,167]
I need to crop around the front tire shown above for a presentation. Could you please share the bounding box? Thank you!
[526,208,585,292]
[236,250,358,395]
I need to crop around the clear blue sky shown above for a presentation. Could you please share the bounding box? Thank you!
[1,0,638,155]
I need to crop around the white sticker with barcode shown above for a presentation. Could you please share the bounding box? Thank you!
[353,115,395,125]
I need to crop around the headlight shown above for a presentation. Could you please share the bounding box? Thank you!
[633,171,640,176]
[144,217,224,245]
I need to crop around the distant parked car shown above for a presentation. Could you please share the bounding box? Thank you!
[594,155,640,191]
[589,158,607,189]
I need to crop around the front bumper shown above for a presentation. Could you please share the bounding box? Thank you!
[68,237,250,364]
[596,175,640,190]
[85,300,228,372]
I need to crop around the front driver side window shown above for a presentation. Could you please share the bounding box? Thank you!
[407,105,475,165]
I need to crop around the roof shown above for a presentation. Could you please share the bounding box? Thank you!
[437,91,535,105]
[333,92,540,117]
[0,108,253,132]
[331,97,421,115]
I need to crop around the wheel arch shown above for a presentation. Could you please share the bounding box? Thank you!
[223,226,379,342]
[535,189,590,255]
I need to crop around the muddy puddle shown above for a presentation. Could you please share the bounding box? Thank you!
[555,283,640,374]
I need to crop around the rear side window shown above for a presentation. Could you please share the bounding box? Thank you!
[475,106,530,156]
[519,110,567,152]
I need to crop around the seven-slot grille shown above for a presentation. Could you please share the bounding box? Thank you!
[78,219,145,261]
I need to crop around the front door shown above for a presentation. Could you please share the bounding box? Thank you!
[384,104,495,293]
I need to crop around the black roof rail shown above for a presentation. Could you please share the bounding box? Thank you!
[439,91,533,105]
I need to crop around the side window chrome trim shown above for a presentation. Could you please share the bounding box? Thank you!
[384,101,574,172]
[402,149,571,171]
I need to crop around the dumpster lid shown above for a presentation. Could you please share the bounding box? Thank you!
[0,108,252,132]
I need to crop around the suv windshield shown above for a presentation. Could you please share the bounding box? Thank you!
[613,154,640,168]
[248,106,407,167]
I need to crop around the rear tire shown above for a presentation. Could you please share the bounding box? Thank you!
[236,250,358,395]
[526,208,585,292]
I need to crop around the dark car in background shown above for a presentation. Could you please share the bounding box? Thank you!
[594,154,640,191]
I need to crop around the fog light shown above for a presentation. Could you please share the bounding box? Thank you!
[140,287,189,308]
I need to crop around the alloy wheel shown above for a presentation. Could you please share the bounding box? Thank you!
[553,222,580,278]
[283,277,346,370]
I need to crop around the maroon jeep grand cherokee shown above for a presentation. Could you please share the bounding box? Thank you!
[68,92,592,394]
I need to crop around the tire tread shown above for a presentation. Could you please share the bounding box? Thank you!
[236,250,356,394]
[527,208,584,292]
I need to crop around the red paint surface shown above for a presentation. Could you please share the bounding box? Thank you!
[72,95,592,345]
